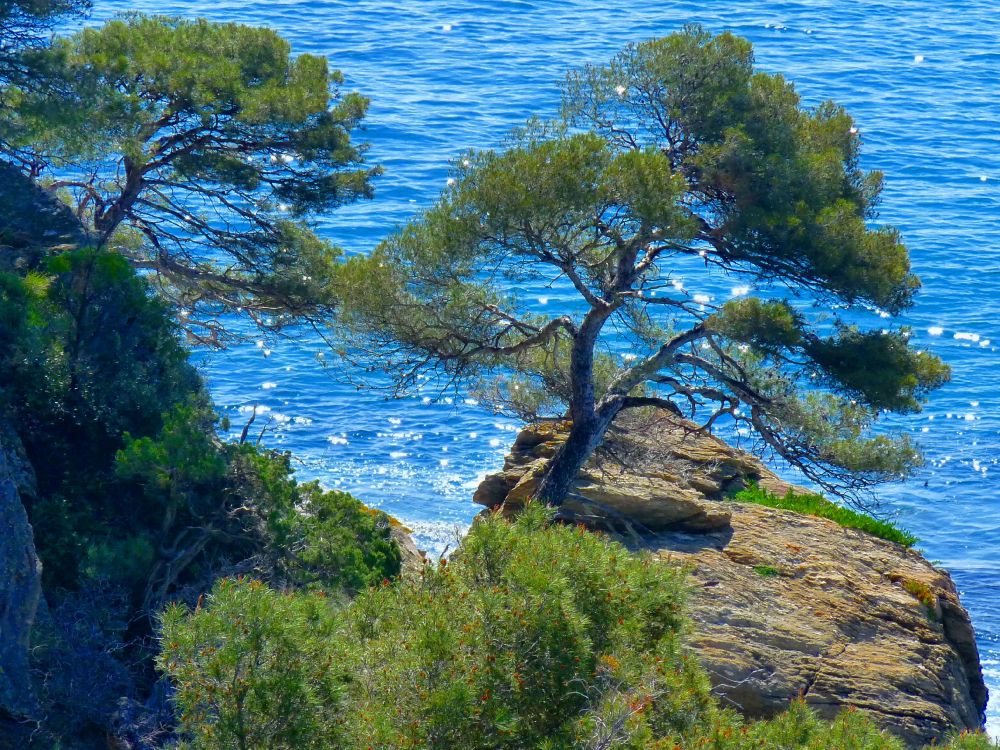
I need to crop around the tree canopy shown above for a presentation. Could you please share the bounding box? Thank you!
[334,26,949,505]
[4,14,378,344]
[0,0,89,81]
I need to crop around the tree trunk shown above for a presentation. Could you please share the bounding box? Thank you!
[535,405,620,506]
[535,301,621,506]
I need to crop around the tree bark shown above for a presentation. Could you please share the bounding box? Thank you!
[535,298,621,506]
[534,407,619,506]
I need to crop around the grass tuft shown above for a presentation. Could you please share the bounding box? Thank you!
[901,578,938,619]
[732,485,918,548]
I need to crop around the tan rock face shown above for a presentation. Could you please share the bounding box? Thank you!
[474,413,795,533]
[474,411,988,747]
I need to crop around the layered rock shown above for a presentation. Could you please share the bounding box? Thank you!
[474,414,798,533]
[475,411,988,747]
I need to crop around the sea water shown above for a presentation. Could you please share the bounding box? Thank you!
[89,0,1000,734]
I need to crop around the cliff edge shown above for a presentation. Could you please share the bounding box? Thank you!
[474,410,988,747]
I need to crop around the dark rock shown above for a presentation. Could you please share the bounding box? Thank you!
[0,421,42,720]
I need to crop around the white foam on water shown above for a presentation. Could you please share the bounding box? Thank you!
[927,326,944,336]
[693,293,712,304]
[327,435,349,446]
[261,382,277,389]
[914,54,925,62]
[954,331,980,342]
[238,404,271,414]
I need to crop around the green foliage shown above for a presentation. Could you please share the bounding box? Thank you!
[901,578,939,619]
[334,25,948,504]
[286,482,402,593]
[565,25,917,314]
[0,0,89,80]
[708,298,804,353]
[346,504,695,750]
[5,14,378,341]
[114,407,402,610]
[160,578,347,750]
[939,734,1000,750]
[753,565,780,578]
[160,512,994,750]
[805,326,951,413]
[161,506,709,750]
[0,248,201,590]
[0,243,402,745]
[732,485,918,547]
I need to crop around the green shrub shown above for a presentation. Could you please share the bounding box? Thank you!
[285,481,402,593]
[159,578,348,750]
[159,509,997,750]
[345,504,697,750]
[732,485,918,547]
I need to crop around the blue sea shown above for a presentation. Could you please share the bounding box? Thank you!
[90,0,1000,734]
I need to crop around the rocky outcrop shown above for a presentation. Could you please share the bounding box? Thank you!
[0,162,89,268]
[474,414,798,533]
[389,519,426,576]
[475,411,988,747]
[0,421,42,720]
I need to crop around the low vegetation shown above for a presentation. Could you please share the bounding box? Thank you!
[160,507,996,750]
[732,485,919,547]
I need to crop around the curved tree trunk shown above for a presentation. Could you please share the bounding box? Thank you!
[534,408,619,506]
[534,300,623,506]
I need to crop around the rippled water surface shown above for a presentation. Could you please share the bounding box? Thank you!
[91,0,1000,733]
